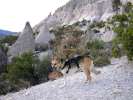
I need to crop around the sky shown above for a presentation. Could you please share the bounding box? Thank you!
[0,0,70,32]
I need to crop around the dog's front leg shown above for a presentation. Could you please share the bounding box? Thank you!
[66,63,71,73]
[61,63,67,70]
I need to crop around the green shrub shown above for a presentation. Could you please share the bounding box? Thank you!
[0,35,17,45]
[112,46,122,58]
[94,56,111,67]
[34,57,50,83]
[0,73,16,95]
[0,53,51,95]
[112,14,128,24]
[0,73,30,95]
[86,40,111,67]
[111,3,133,60]
[86,39,104,50]
[6,52,38,85]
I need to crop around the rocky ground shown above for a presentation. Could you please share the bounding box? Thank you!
[0,56,133,100]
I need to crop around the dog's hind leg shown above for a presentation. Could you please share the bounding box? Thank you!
[75,62,82,72]
[83,66,91,81]
[76,62,80,69]
[86,68,91,81]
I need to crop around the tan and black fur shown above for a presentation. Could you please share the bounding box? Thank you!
[51,55,100,81]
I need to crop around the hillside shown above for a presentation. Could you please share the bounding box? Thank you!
[34,0,113,44]
[34,0,133,44]
[0,56,133,100]
[0,0,133,99]
[0,29,15,37]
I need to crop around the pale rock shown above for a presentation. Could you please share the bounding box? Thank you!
[8,22,35,57]
[34,0,113,44]
[34,0,133,44]
[101,31,116,42]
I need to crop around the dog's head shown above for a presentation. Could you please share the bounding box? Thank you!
[48,71,63,80]
[51,56,64,70]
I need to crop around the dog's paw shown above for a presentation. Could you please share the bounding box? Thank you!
[66,71,69,73]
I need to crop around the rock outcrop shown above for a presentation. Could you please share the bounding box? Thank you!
[35,24,54,45]
[8,22,35,57]
[34,0,113,44]
[34,0,133,44]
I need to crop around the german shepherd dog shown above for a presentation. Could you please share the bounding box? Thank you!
[51,55,100,81]
[61,56,83,73]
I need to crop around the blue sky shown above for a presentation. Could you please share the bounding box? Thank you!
[0,0,70,32]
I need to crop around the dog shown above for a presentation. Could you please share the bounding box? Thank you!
[51,55,100,81]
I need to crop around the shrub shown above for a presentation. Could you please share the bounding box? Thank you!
[86,39,104,50]
[0,35,17,45]
[34,57,50,83]
[112,45,122,58]
[86,40,111,67]
[94,56,111,67]
[0,73,30,95]
[0,73,16,95]
[111,4,133,60]
[0,53,51,95]
[6,52,38,85]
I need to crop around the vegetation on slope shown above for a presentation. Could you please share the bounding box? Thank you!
[111,2,133,60]
[0,52,50,95]
[1,1,133,96]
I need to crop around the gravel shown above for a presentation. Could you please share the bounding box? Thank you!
[0,56,133,100]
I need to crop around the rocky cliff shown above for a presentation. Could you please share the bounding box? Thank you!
[8,22,35,57]
[34,0,113,44]
[34,0,133,44]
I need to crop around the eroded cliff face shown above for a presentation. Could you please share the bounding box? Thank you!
[8,22,35,57]
[34,0,133,44]
[34,0,113,44]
